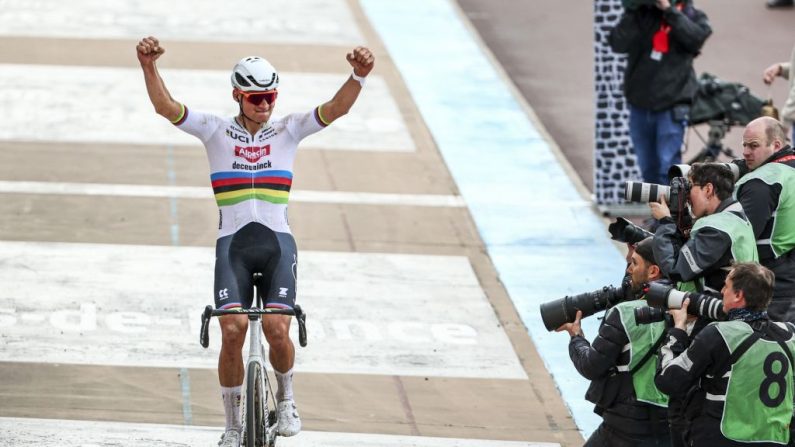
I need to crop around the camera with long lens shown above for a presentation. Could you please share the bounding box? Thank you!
[540,276,633,331]
[633,281,725,325]
[623,177,691,209]
[624,176,692,231]
[608,217,653,245]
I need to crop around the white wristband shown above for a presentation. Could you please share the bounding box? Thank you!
[351,72,366,87]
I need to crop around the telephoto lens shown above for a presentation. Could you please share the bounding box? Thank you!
[667,164,691,181]
[645,282,725,321]
[624,181,670,203]
[634,305,669,325]
[540,278,632,331]
[667,161,748,182]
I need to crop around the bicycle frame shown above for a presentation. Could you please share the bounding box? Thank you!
[199,279,307,447]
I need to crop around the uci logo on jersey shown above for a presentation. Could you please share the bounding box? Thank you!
[226,128,250,143]
[234,145,271,163]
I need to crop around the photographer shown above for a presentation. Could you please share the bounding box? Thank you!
[557,238,670,446]
[735,117,795,322]
[655,262,795,446]
[651,163,758,295]
[609,0,711,185]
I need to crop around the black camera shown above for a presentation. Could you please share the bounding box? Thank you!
[540,276,633,331]
[643,281,725,321]
[608,217,653,245]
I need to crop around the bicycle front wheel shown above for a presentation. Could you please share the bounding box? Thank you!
[246,361,267,447]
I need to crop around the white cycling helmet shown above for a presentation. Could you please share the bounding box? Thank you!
[230,56,279,92]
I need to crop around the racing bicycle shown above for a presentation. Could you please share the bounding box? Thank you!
[200,273,307,447]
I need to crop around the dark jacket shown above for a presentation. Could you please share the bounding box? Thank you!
[569,305,669,437]
[656,318,795,446]
[653,198,749,293]
[608,2,711,111]
[734,146,795,320]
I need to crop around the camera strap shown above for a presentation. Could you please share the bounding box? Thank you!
[629,330,668,375]
[709,323,795,388]
[711,330,762,382]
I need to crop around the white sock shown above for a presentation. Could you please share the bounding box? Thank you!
[221,385,242,432]
[275,368,294,402]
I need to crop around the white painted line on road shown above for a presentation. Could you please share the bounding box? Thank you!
[0,241,525,379]
[0,64,415,152]
[0,181,466,208]
[0,417,560,447]
[0,0,364,45]
[293,189,466,207]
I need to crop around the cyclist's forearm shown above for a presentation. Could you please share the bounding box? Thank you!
[141,62,183,122]
[318,76,363,124]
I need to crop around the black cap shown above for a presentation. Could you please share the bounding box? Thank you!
[634,237,656,265]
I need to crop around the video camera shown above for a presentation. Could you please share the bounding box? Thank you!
[633,281,725,325]
[686,73,765,162]
[690,73,765,127]
[540,276,633,331]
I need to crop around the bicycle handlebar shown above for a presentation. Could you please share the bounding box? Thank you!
[199,304,308,349]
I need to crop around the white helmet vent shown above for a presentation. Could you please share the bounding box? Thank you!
[231,56,280,91]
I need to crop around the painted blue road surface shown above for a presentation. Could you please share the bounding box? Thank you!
[362,0,628,437]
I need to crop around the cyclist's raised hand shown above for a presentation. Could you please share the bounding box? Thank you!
[137,36,166,65]
[346,46,375,77]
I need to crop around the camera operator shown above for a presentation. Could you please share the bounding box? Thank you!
[655,262,795,446]
[735,117,795,322]
[556,238,670,446]
[609,0,711,185]
[651,163,758,295]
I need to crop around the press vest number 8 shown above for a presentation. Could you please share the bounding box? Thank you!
[760,351,789,408]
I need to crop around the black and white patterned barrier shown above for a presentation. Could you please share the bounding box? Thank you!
[594,0,640,205]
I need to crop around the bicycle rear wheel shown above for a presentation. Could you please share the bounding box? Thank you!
[246,361,267,447]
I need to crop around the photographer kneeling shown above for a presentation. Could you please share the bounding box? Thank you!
[655,263,795,446]
[557,238,670,447]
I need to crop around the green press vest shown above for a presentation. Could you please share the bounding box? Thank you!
[678,207,758,292]
[735,162,795,258]
[615,300,669,407]
[715,321,795,444]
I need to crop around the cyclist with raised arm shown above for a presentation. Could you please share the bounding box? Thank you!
[136,36,374,447]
